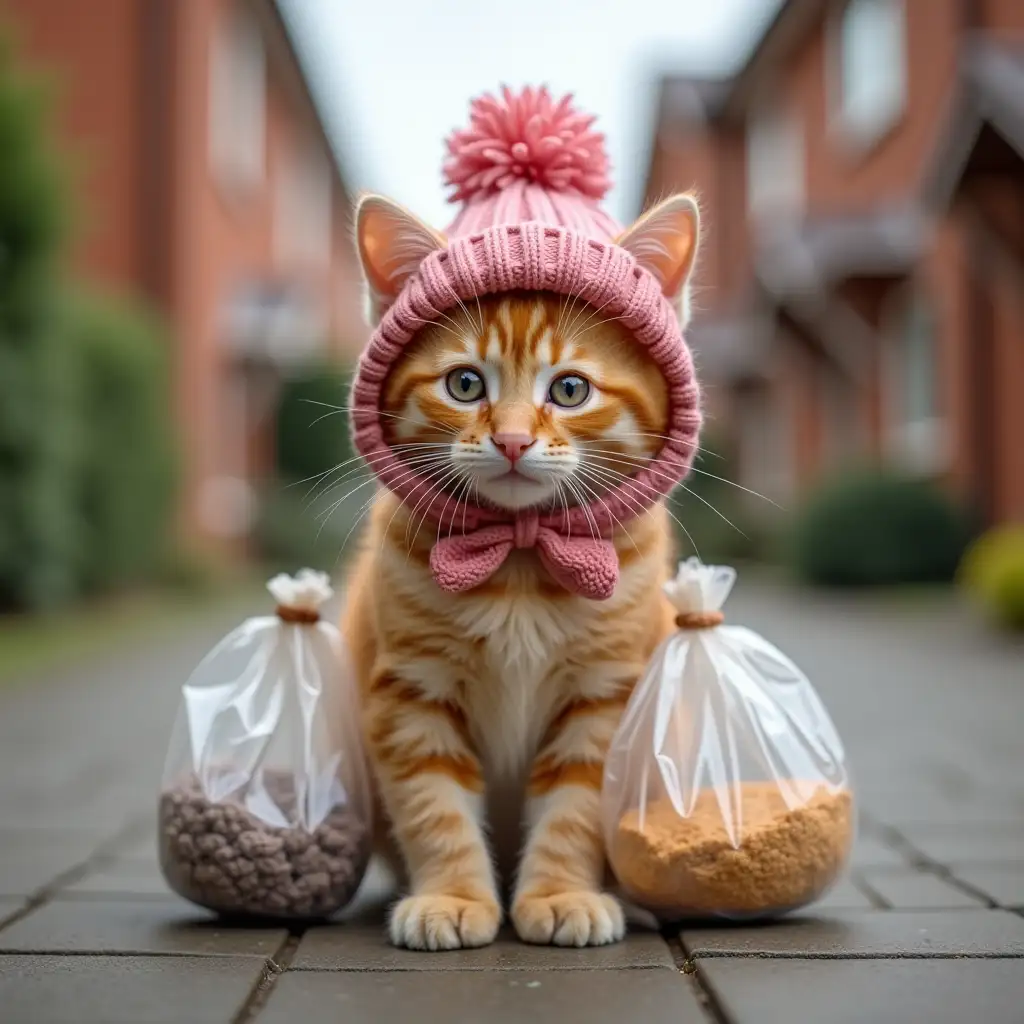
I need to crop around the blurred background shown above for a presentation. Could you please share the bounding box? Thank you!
[1,0,1023,667]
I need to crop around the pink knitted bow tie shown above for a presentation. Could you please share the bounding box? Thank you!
[429,516,618,600]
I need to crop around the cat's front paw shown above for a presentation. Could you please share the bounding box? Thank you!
[512,890,625,947]
[389,894,501,951]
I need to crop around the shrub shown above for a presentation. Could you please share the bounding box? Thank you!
[0,39,177,609]
[791,469,971,587]
[958,525,1024,631]
[69,289,176,592]
[0,37,78,610]
[274,363,355,484]
[255,477,371,573]
[669,435,775,565]
[259,363,367,570]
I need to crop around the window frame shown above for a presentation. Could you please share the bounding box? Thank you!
[880,282,946,477]
[209,4,267,198]
[827,0,908,155]
[745,100,806,226]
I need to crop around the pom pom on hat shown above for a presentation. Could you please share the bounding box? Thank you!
[443,86,611,204]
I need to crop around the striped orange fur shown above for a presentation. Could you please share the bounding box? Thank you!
[341,292,678,950]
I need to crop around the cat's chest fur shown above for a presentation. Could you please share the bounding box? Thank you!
[451,554,592,778]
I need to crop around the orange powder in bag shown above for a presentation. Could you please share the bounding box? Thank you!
[611,782,853,919]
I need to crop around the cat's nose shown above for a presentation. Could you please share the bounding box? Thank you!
[493,432,536,464]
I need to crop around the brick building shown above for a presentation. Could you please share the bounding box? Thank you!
[4,0,367,548]
[643,0,1024,526]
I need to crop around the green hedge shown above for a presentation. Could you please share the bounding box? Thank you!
[70,290,176,592]
[0,36,78,609]
[0,39,176,609]
[274,363,355,484]
[791,469,971,587]
[258,363,364,571]
[669,435,774,565]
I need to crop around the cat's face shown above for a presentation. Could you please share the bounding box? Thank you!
[381,292,669,512]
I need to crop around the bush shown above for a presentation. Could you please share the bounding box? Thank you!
[255,477,372,573]
[274,364,355,484]
[0,37,78,610]
[258,363,366,570]
[958,525,1024,631]
[669,435,775,565]
[69,289,176,592]
[791,469,971,587]
[0,37,177,609]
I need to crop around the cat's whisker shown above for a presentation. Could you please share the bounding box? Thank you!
[373,457,457,559]
[435,468,470,546]
[300,400,461,437]
[607,431,723,461]
[565,312,624,345]
[580,447,780,508]
[561,476,600,544]
[316,458,446,533]
[302,444,455,505]
[680,484,748,538]
[309,451,450,510]
[563,292,620,346]
[554,291,585,342]
[376,460,456,552]
[406,465,465,557]
[561,298,598,341]
[450,290,484,338]
[402,459,462,549]
[445,472,476,543]
[582,462,703,560]
[575,464,650,524]
[335,490,385,568]
[571,471,641,557]
[405,312,466,343]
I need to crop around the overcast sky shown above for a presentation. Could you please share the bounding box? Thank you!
[281,0,781,229]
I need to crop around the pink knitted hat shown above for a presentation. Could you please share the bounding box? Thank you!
[351,86,701,599]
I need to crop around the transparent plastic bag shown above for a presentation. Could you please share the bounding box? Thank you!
[603,559,855,922]
[158,570,372,920]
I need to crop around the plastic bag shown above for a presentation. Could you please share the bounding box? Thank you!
[603,559,854,922]
[158,569,372,920]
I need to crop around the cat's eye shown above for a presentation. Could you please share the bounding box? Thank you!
[549,374,590,409]
[445,367,486,403]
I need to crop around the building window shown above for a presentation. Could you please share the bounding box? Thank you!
[884,290,944,475]
[746,105,804,225]
[274,140,333,270]
[209,5,266,195]
[833,0,906,147]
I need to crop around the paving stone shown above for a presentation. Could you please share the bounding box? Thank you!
[294,921,675,972]
[952,866,1024,908]
[0,954,264,1024]
[260,967,705,1024]
[681,909,1024,958]
[293,873,675,972]
[699,957,1024,1024]
[63,855,170,897]
[0,896,287,957]
[808,877,877,911]
[0,829,108,896]
[900,831,1024,865]
[0,897,26,927]
[860,869,987,909]
[848,835,911,869]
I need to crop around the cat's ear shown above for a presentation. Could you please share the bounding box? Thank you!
[354,194,447,325]
[616,193,700,326]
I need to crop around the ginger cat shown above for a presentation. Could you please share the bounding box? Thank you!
[342,194,700,950]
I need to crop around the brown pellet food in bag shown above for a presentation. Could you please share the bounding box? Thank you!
[611,782,853,919]
[159,771,371,920]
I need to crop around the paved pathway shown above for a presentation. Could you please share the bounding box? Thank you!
[1,583,1023,1022]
